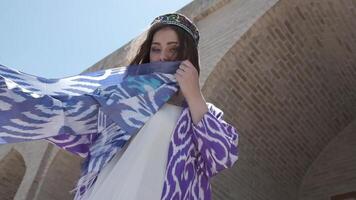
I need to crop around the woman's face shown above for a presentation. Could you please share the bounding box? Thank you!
[149,27,180,62]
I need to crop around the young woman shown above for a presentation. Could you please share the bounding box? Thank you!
[0,13,238,200]
[78,13,239,200]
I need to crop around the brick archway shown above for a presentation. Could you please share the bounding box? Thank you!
[0,148,26,200]
[299,119,356,200]
[202,0,356,199]
[34,149,82,200]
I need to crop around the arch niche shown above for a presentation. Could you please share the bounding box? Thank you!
[0,148,26,200]
[34,149,82,200]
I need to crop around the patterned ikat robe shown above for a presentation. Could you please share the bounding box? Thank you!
[160,102,239,200]
[0,61,239,200]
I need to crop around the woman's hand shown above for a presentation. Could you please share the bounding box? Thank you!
[175,60,208,124]
[175,60,200,101]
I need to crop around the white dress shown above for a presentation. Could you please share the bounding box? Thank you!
[83,103,183,200]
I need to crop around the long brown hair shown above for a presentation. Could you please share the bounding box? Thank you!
[130,24,200,74]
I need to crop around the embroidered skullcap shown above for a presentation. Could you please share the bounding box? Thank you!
[150,13,200,45]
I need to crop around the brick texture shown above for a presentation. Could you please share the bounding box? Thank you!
[203,0,356,199]
[33,149,82,200]
[0,149,25,200]
[298,119,356,200]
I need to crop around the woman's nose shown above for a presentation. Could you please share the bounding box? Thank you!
[159,53,167,61]
[159,50,170,61]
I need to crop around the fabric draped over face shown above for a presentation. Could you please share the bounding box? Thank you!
[0,61,239,200]
[0,61,181,198]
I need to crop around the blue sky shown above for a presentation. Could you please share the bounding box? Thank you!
[0,0,192,78]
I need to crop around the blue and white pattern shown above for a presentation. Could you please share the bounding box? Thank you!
[0,61,181,199]
[74,73,179,199]
[0,61,240,200]
[161,103,239,200]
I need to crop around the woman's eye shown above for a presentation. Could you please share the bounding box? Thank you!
[151,48,160,53]
[170,48,177,53]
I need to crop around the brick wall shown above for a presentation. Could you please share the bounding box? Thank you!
[0,149,25,200]
[203,0,356,199]
[299,119,356,200]
[34,149,82,200]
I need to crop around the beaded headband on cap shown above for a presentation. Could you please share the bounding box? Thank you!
[150,13,200,45]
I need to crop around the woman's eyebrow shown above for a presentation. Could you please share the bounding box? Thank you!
[167,42,178,45]
[151,41,178,45]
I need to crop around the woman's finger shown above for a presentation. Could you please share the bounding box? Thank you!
[176,68,185,76]
[182,60,194,68]
[179,63,189,71]
[182,60,198,74]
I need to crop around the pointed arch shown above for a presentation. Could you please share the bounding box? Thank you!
[0,148,26,200]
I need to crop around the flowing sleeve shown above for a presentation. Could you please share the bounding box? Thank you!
[0,76,99,141]
[191,103,239,177]
[0,62,180,157]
